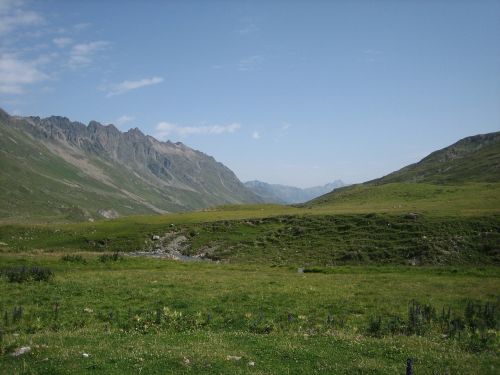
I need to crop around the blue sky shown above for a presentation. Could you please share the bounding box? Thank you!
[1,0,499,187]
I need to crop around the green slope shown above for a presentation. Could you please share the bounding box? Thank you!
[307,132,500,211]
[371,131,500,184]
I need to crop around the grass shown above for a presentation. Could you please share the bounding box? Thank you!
[1,210,498,265]
[0,254,498,374]
[306,182,500,215]
[0,170,498,372]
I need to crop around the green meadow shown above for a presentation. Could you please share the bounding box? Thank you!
[0,255,499,374]
[0,181,499,373]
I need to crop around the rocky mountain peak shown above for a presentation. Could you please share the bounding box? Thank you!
[0,109,261,220]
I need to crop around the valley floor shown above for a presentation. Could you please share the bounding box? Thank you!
[0,255,498,374]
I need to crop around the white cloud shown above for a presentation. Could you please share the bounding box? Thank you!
[252,131,260,139]
[155,121,241,140]
[0,0,43,36]
[238,55,263,71]
[102,76,163,97]
[68,40,110,68]
[53,37,72,48]
[281,123,291,130]
[0,1,107,96]
[115,115,134,127]
[0,53,48,94]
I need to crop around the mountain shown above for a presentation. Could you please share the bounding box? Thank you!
[368,131,500,185]
[244,180,345,204]
[0,109,261,222]
[307,131,500,207]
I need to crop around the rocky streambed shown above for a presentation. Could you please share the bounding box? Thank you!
[128,231,217,262]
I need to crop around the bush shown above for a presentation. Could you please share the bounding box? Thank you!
[98,252,122,262]
[61,254,87,264]
[367,316,383,337]
[2,266,53,283]
[407,300,435,335]
[303,267,327,274]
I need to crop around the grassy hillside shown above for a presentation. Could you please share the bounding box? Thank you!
[371,131,500,185]
[307,132,500,214]
[306,182,500,214]
[1,196,498,266]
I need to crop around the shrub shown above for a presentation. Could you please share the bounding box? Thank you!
[464,300,497,331]
[1,266,53,283]
[367,316,383,337]
[303,267,327,274]
[407,300,435,335]
[387,315,405,335]
[464,331,497,353]
[61,254,87,264]
[98,252,122,262]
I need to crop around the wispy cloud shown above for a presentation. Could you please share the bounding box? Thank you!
[0,0,43,36]
[252,131,260,140]
[68,41,110,68]
[101,76,163,97]
[0,1,108,97]
[115,115,134,128]
[52,37,72,48]
[155,121,241,139]
[0,53,48,94]
[238,23,259,35]
[363,49,383,62]
[73,22,91,31]
[238,55,264,71]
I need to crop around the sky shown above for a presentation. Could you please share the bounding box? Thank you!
[1,0,499,188]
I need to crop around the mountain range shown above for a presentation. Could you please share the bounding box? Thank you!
[1,107,498,222]
[244,180,345,204]
[0,109,261,222]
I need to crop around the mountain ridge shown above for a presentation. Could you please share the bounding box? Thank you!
[369,131,500,185]
[0,109,261,222]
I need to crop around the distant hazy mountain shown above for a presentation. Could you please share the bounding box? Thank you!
[244,180,345,204]
[0,109,261,222]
